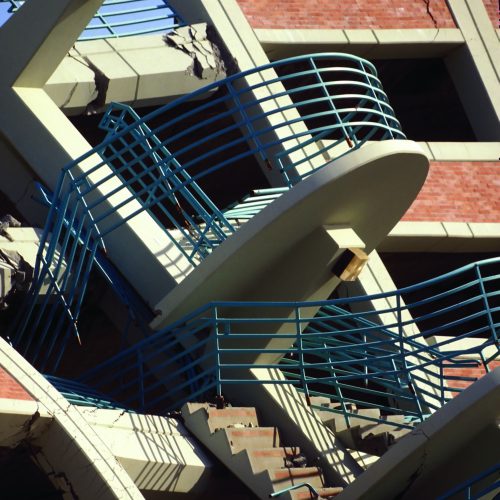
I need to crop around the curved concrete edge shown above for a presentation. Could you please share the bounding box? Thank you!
[151,140,429,329]
[0,337,143,500]
[336,367,500,500]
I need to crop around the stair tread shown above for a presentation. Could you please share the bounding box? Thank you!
[248,447,301,457]
[207,407,258,417]
[206,407,260,432]
[226,426,281,451]
[245,447,304,473]
[293,486,344,499]
[226,426,278,436]
[271,466,323,480]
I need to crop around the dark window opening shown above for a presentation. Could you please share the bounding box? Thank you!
[373,58,476,141]
[380,252,500,339]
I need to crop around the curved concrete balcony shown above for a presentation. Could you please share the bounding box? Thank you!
[10,53,428,371]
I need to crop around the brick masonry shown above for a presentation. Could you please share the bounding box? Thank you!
[0,367,33,400]
[482,0,499,29]
[444,360,500,393]
[403,161,500,222]
[236,0,456,29]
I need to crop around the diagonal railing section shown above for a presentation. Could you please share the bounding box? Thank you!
[77,258,499,429]
[8,53,405,371]
[2,0,185,40]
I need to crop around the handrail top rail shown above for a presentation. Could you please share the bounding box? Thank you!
[62,52,382,174]
[79,256,500,375]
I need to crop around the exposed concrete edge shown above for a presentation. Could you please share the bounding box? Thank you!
[45,25,227,114]
[417,141,500,160]
[0,338,143,499]
[255,28,464,45]
[380,222,500,252]
[321,140,500,161]
[0,398,52,447]
[255,28,464,58]
[337,368,500,499]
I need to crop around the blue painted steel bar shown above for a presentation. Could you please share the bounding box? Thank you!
[270,482,323,498]
[73,258,499,430]
[3,0,185,39]
[437,463,500,500]
[44,375,128,410]
[10,53,406,371]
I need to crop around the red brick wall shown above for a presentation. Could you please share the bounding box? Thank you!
[444,360,500,393]
[403,161,500,222]
[237,0,456,29]
[0,367,33,400]
[482,0,499,29]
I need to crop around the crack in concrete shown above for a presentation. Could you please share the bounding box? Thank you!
[83,56,110,116]
[17,438,80,499]
[164,24,234,81]
[21,408,40,434]
[61,81,78,109]
[395,427,430,499]
[423,0,439,28]
[66,52,110,114]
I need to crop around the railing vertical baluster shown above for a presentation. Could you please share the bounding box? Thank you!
[226,80,269,166]
[324,342,350,429]
[440,359,445,406]
[358,60,393,137]
[296,306,310,405]
[476,264,497,344]
[214,306,223,405]
[137,349,145,412]
[396,293,424,421]
[309,57,358,147]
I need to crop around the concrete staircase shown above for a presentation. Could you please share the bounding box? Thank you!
[310,397,412,456]
[182,403,344,499]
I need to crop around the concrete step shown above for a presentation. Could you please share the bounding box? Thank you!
[358,417,411,440]
[321,408,382,432]
[245,447,302,473]
[226,426,281,452]
[336,414,413,456]
[182,402,343,499]
[206,407,259,433]
[268,466,325,490]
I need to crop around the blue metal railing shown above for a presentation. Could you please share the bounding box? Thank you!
[3,1,185,40]
[9,53,405,371]
[269,482,325,498]
[76,258,499,428]
[437,463,500,499]
[44,375,128,411]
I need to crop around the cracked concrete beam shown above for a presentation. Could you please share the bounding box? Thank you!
[44,24,227,115]
[164,23,226,81]
[0,399,52,448]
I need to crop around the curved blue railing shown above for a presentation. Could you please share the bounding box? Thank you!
[10,53,405,370]
[1,1,185,40]
[75,258,499,427]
